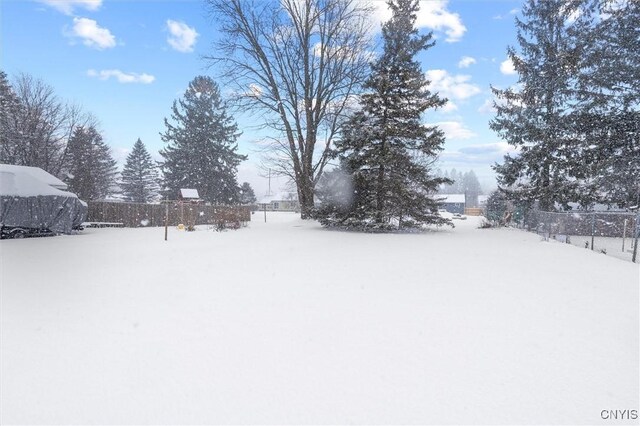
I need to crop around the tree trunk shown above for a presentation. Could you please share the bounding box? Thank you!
[376,163,386,223]
[297,175,315,219]
[540,162,552,211]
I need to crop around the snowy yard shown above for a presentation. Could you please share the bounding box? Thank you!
[565,235,637,263]
[1,213,638,424]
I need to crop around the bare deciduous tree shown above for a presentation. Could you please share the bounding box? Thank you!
[205,0,374,218]
[1,72,95,178]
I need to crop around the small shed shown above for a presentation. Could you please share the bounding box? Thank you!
[180,188,200,201]
[178,188,201,230]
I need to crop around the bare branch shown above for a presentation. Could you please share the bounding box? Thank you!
[204,0,373,217]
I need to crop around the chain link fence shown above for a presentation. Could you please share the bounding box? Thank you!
[513,210,639,263]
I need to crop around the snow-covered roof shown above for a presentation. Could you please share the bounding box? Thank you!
[0,164,68,190]
[437,194,465,204]
[180,188,200,199]
[0,170,78,198]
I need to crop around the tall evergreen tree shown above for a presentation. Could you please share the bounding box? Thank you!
[572,0,640,208]
[160,76,246,204]
[66,125,118,200]
[448,169,461,194]
[120,138,160,203]
[462,170,482,195]
[491,0,586,211]
[440,168,477,194]
[239,182,257,205]
[462,170,482,207]
[485,189,509,223]
[316,0,451,230]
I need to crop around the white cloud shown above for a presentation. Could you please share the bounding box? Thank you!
[38,0,101,15]
[426,69,482,100]
[166,20,198,53]
[434,121,476,140]
[69,17,116,49]
[493,8,518,21]
[440,142,518,165]
[373,0,466,43]
[458,56,476,68]
[459,142,517,156]
[500,57,516,75]
[87,69,155,84]
[478,98,496,114]
[441,100,458,113]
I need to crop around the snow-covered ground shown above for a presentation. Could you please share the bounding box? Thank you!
[564,235,637,263]
[1,213,638,424]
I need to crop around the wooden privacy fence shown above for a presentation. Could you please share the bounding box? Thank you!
[87,201,251,228]
[464,207,484,216]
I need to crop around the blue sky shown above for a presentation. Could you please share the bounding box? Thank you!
[2,0,523,195]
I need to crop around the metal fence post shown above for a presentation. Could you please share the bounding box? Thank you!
[591,212,595,251]
[633,214,639,263]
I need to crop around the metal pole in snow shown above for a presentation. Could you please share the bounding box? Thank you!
[632,214,639,263]
[622,219,627,252]
[591,213,595,251]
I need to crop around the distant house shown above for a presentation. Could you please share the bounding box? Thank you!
[257,192,300,212]
[437,193,487,215]
[437,194,466,214]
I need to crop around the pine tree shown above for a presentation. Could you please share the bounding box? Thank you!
[160,76,246,204]
[491,0,586,211]
[239,182,256,205]
[485,190,508,223]
[572,0,640,208]
[462,170,481,194]
[462,170,482,207]
[450,169,462,193]
[316,0,451,231]
[66,126,118,200]
[120,138,160,203]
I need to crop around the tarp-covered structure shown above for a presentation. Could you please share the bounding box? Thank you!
[0,165,87,234]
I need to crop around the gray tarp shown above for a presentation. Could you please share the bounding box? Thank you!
[0,170,87,234]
